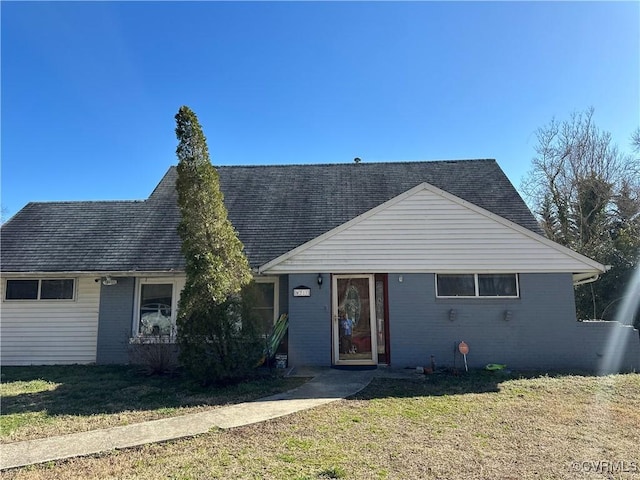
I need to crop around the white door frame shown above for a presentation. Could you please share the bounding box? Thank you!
[332,274,378,366]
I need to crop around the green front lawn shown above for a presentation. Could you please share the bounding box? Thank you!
[2,369,638,479]
[1,365,306,443]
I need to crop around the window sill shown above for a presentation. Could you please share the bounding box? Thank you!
[436,296,520,299]
[129,335,176,345]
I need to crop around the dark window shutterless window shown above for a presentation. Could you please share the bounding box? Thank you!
[5,280,39,300]
[243,278,279,337]
[5,279,75,300]
[40,279,75,299]
[436,274,519,298]
[436,274,475,297]
[477,274,518,297]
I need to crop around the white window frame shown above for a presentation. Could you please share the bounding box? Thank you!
[4,278,77,302]
[435,273,520,299]
[253,276,280,326]
[132,278,180,340]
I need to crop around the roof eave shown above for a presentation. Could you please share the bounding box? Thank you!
[1,269,185,277]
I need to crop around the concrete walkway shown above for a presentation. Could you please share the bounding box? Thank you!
[1,368,380,470]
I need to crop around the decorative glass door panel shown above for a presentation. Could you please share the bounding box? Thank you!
[375,277,387,364]
[333,275,377,365]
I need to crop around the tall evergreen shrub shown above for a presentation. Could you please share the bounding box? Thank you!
[174,106,260,384]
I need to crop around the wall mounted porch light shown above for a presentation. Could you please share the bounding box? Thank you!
[102,276,118,286]
[317,274,323,288]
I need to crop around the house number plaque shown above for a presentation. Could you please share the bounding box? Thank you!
[293,286,311,297]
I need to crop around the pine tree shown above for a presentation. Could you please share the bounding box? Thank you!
[174,106,260,384]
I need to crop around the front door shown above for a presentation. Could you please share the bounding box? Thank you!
[332,275,377,365]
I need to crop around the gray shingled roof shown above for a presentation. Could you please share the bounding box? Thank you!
[1,160,542,273]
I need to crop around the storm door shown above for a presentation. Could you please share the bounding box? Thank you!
[332,275,377,365]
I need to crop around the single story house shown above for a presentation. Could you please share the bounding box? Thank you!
[2,159,639,371]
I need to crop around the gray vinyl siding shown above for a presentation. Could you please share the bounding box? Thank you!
[278,274,289,316]
[287,273,331,366]
[388,273,639,371]
[96,277,135,364]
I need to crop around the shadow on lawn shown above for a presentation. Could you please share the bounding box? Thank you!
[1,364,291,418]
[351,369,596,401]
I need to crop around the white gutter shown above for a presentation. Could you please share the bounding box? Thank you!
[572,265,611,286]
[573,274,600,286]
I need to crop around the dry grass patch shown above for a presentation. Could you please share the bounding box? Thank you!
[1,365,307,443]
[3,371,639,479]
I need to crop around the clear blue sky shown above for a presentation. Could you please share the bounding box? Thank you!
[2,1,638,219]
